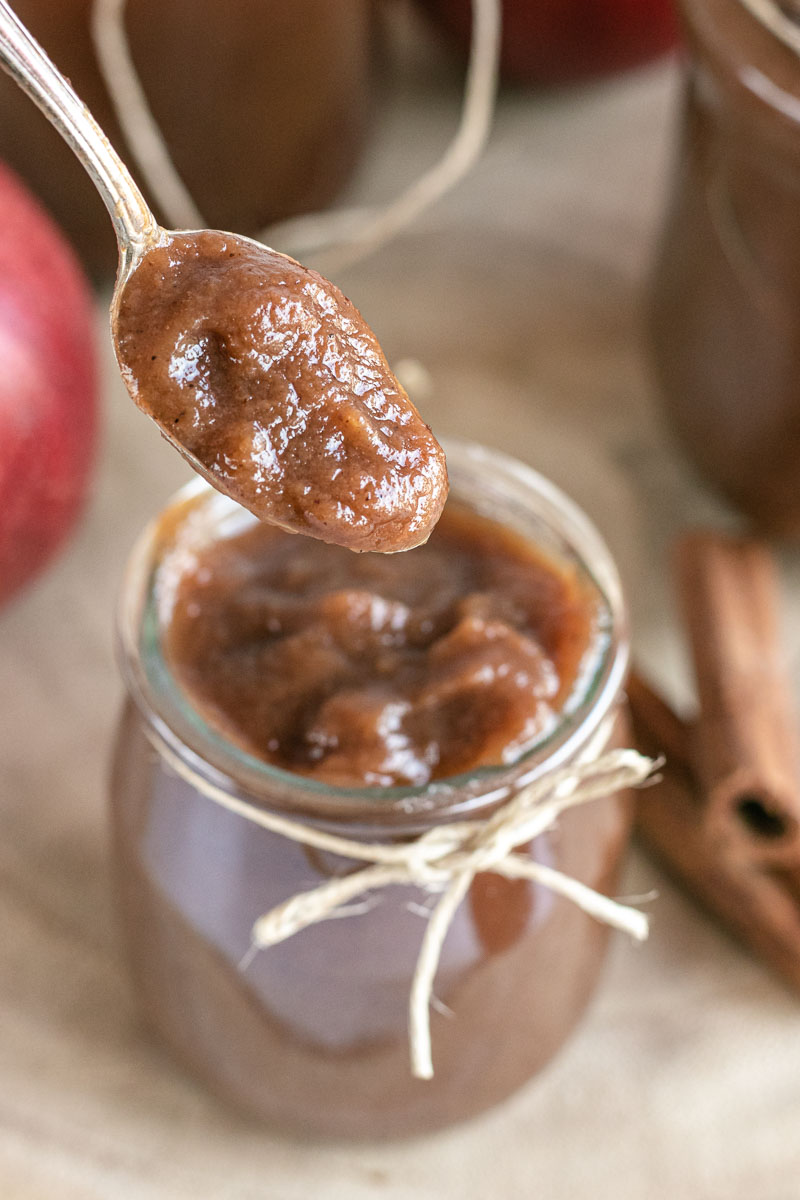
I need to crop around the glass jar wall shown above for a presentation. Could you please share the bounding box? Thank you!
[110,442,633,1138]
[648,0,800,534]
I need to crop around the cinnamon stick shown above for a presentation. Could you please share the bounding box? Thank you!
[625,671,692,776]
[628,671,800,995]
[675,532,800,867]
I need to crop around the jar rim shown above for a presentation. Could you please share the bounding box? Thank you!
[115,439,629,825]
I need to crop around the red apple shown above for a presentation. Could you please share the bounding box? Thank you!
[0,161,98,609]
[416,0,681,86]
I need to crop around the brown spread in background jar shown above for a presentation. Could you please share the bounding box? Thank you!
[648,0,800,534]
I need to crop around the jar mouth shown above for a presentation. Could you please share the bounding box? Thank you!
[116,439,629,822]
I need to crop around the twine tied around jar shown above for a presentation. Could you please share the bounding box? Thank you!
[146,726,655,1080]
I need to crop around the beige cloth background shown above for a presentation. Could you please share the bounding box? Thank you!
[2,12,800,1198]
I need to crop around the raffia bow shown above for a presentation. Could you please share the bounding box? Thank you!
[149,733,655,1080]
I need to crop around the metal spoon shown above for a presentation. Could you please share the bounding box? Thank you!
[0,0,155,275]
[0,0,448,552]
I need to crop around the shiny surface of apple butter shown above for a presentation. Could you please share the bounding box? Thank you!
[114,231,447,554]
[163,503,603,788]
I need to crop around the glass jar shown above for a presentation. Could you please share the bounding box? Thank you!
[648,0,800,535]
[110,440,633,1139]
[0,0,372,278]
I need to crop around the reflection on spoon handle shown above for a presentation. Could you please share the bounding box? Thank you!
[0,0,157,266]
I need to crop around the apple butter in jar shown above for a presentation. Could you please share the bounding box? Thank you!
[648,0,800,534]
[0,0,372,277]
[111,440,634,1138]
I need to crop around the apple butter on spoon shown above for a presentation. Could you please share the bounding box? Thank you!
[0,1,447,554]
[113,231,446,552]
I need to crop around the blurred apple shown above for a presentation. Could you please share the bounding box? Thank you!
[416,0,680,85]
[0,161,98,609]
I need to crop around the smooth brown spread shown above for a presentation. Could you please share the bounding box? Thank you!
[114,231,447,553]
[162,503,604,788]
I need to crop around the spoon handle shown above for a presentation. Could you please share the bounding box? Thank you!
[0,0,157,264]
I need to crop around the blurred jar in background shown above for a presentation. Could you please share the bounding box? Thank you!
[648,0,800,535]
[415,0,680,85]
[0,1,373,278]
